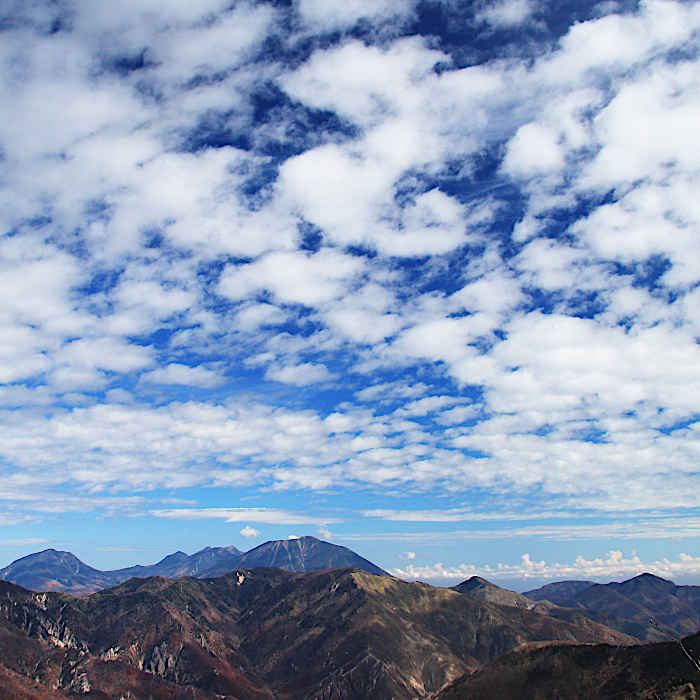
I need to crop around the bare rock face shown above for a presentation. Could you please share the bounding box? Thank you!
[0,568,636,699]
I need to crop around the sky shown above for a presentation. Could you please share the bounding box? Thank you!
[1,0,700,589]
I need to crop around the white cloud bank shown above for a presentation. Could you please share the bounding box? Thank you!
[393,550,700,583]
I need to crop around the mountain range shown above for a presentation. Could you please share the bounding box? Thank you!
[0,536,387,595]
[524,573,700,641]
[0,566,633,699]
[4,541,700,697]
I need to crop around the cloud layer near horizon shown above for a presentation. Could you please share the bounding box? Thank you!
[1,0,700,567]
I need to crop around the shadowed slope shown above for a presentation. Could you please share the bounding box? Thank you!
[524,580,596,604]
[438,631,700,699]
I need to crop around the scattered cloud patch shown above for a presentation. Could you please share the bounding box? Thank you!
[477,0,536,28]
[141,364,224,388]
[266,362,335,386]
[297,0,417,31]
[240,525,260,538]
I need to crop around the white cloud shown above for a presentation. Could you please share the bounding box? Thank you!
[55,338,154,374]
[266,362,335,386]
[317,525,332,540]
[141,364,224,388]
[73,0,234,33]
[392,318,475,365]
[297,0,417,31]
[152,507,339,526]
[398,396,463,416]
[365,509,493,523]
[234,303,287,332]
[451,272,524,316]
[477,0,535,28]
[281,38,442,128]
[392,550,700,583]
[149,3,276,82]
[276,38,494,257]
[240,525,260,538]
[218,249,365,307]
[502,122,565,178]
[435,405,480,426]
[321,282,403,344]
[2,0,700,573]
[354,382,430,403]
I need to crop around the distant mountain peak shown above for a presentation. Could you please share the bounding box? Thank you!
[0,537,385,594]
[157,550,189,562]
[204,535,388,578]
[453,576,537,610]
[26,548,74,559]
[631,572,673,583]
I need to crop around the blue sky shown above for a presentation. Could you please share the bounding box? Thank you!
[2,0,700,588]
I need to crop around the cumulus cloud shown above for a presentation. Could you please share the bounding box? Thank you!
[297,0,417,31]
[477,0,536,28]
[502,122,565,177]
[2,0,700,575]
[218,249,365,306]
[392,550,700,583]
[140,363,224,388]
[240,525,260,538]
[266,362,335,386]
[317,525,332,540]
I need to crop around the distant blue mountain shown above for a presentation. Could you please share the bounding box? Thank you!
[203,536,389,577]
[0,537,387,594]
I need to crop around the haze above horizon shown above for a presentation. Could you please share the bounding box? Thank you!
[2,0,700,586]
